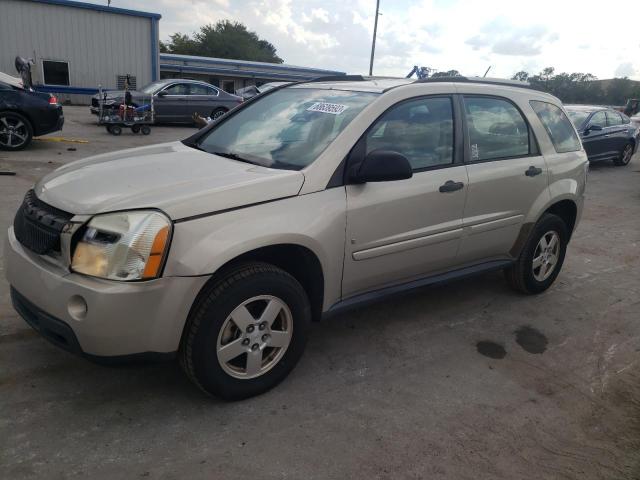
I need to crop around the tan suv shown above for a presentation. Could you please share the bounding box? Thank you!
[6,76,588,399]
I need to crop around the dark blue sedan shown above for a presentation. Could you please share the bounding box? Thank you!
[565,105,639,166]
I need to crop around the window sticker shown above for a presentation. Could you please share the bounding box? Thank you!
[307,102,349,115]
[471,143,480,160]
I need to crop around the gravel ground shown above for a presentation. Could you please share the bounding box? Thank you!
[1,106,639,479]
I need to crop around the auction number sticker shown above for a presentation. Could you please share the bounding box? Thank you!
[307,102,349,115]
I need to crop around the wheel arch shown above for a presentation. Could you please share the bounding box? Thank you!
[189,243,325,323]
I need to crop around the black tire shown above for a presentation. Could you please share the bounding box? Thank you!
[613,142,633,166]
[140,125,151,135]
[180,262,311,400]
[110,125,122,136]
[131,124,141,134]
[0,111,34,151]
[211,108,228,121]
[504,213,569,294]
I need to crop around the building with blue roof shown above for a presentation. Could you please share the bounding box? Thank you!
[0,0,345,104]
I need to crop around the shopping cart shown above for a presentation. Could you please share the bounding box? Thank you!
[96,86,154,136]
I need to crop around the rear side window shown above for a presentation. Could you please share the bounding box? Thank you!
[530,101,581,153]
[606,111,623,126]
[463,96,529,161]
[366,97,454,170]
[589,111,606,128]
[189,84,218,96]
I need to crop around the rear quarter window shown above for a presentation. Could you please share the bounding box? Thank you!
[530,101,581,153]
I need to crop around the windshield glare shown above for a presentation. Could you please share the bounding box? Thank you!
[566,110,591,128]
[197,88,378,170]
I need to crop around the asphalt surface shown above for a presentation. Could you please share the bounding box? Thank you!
[1,107,639,479]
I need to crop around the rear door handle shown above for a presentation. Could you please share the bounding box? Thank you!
[525,166,543,177]
[439,180,464,192]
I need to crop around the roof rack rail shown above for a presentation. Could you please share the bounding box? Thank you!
[307,74,365,83]
[414,76,542,90]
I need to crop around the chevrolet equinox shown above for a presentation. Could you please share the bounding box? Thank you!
[6,76,588,399]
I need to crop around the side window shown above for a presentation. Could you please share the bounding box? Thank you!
[365,97,454,170]
[621,113,631,124]
[606,111,623,126]
[464,96,529,161]
[589,111,606,128]
[163,83,189,95]
[189,84,218,96]
[530,100,581,153]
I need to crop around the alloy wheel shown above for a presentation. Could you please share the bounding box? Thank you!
[216,295,293,379]
[0,115,29,149]
[532,230,560,282]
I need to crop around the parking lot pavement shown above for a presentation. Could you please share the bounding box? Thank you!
[1,106,639,479]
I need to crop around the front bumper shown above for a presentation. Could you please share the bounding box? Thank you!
[5,227,208,358]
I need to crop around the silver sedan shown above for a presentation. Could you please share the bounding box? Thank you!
[90,79,243,124]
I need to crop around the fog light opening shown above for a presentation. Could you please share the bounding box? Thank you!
[68,295,88,321]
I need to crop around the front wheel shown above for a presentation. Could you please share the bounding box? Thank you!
[0,111,33,151]
[613,143,633,166]
[505,213,569,294]
[180,262,311,400]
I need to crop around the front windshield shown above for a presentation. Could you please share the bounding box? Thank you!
[566,110,591,128]
[196,88,378,170]
[139,80,167,94]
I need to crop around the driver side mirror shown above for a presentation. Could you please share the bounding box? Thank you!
[584,124,603,134]
[350,150,413,183]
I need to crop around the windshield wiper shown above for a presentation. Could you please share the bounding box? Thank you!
[211,151,258,165]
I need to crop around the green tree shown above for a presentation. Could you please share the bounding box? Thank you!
[162,21,283,63]
[431,69,462,78]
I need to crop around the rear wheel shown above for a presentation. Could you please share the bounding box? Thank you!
[180,262,311,400]
[140,125,151,135]
[211,108,228,121]
[110,125,122,136]
[613,143,633,166]
[131,124,141,134]
[505,213,568,294]
[0,111,33,151]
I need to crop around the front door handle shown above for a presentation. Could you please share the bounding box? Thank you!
[439,180,464,192]
[525,166,543,177]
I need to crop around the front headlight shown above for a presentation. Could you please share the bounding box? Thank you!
[71,210,171,281]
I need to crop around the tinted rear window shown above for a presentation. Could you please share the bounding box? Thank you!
[530,101,581,153]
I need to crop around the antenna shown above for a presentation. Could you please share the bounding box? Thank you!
[483,66,492,78]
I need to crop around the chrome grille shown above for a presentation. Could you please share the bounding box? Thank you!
[13,190,73,255]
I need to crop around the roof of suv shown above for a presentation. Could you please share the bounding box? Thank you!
[293,75,554,97]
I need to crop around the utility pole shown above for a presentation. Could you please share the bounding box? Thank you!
[368,0,381,76]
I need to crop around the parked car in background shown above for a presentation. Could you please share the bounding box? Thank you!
[565,105,638,166]
[0,79,63,151]
[90,79,242,124]
[7,76,588,400]
[235,82,290,100]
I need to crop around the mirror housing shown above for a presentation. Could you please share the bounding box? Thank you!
[350,150,413,183]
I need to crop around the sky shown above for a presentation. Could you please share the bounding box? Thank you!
[96,0,639,80]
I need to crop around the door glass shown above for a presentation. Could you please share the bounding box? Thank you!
[530,101,581,153]
[365,97,454,170]
[163,83,189,95]
[589,111,606,128]
[464,96,529,161]
[189,84,213,95]
[606,111,623,126]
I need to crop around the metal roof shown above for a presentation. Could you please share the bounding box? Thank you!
[25,0,161,19]
[160,53,345,78]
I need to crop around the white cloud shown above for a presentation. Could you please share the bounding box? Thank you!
[87,0,640,80]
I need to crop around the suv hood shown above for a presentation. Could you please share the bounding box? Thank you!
[35,141,305,220]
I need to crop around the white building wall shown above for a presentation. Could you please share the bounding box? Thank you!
[0,0,158,104]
